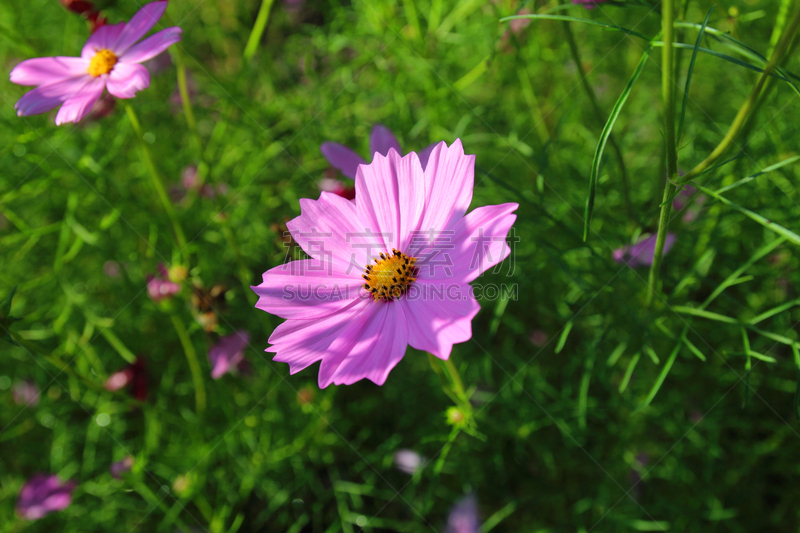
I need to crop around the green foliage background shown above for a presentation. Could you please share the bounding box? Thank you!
[2,0,800,531]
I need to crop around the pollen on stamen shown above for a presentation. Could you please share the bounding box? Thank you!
[87,48,118,77]
[362,248,418,302]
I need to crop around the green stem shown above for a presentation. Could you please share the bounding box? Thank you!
[561,18,634,221]
[170,313,206,414]
[124,104,189,256]
[676,5,800,185]
[243,0,276,61]
[646,0,679,305]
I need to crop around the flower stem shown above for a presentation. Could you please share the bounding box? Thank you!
[124,103,189,257]
[675,4,800,185]
[561,18,634,222]
[646,0,679,306]
[170,313,206,414]
[243,0,276,61]
[428,353,470,408]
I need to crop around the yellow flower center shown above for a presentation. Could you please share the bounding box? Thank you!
[87,49,118,77]
[362,249,418,302]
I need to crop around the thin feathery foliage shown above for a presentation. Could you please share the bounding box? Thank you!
[1,0,800,531]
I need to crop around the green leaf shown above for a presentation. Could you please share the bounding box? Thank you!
[636,328,687,411]
[584,47,651,241]
[0,285,16,320]
[677,6,715,144]
[555,320,573,354]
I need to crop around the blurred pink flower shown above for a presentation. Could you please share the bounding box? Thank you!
[613,233,677,268]
[16,474,76,520]
[573,0,606,9]
[529,330,548,347]
[672,185,706,223]
[252,140,518,387]
[320,124,437,180]
[318,177,356,200]
[509,8,532,34]
[106,358,148,401]
[393,449,423,475]
[147,264,180,302]
[103,260,121,277]
[12,380,40,407]
[209,331,250,379]
[445,494,481,533]
[10,2,182,125]
[110,456,134,479]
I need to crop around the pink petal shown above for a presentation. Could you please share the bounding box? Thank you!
[15,75,92,117]
[417,143,437,171]
[355,149,425,252]
[401,285,479,359]
[416,140,475,238]
[10,57,89,86]
[55,77,106,125]
[120,27,182,64]
[320,142,366,180]
[326,302,408,386]
[40,492,73,513]
[286,191,371,272]
[81,23,126,59]
[268,298,373,376]
[418,203,518,284]
[113,1,169,55]
[369,124,402,158]
[106,62,150,98]
[252,258,362,319]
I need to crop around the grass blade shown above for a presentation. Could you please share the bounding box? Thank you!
[636,327,686,411]
[677,6,715,144]
[555,320,574,354]
[500,14,651,40]
[716,155,800,194]
[619,353,640,393]
[584,47,651,240]
[694,184,800,246]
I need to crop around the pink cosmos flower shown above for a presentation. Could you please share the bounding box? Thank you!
[10,1,181,125]
[613,233,677,268]
[252,140,518,387]
[105,358,148,401]
[393,449,424,475]
[320,124,437,180]
[209,331,250,379]
[147,264,180,302]
[12,380,40,407]
[16,474,76,520]
[110,456,134,479]
[445,494,481,533]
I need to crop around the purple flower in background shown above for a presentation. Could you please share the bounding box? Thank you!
[12,380,40,407]
[529,330,548,347]
[9,2,182,125]
[105,358,148,401]
[147,264,180,302]
[445,494,481,533]
[573,0,606,9]
[613,233,677,268]
[320,124,437,180]
[393,449,424,475]
[16,474,76,520]
[110,456,134,479]
[209,331,250,379]
[672,185,706,223]
[103,260,121,277]
[318,177,356,200]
